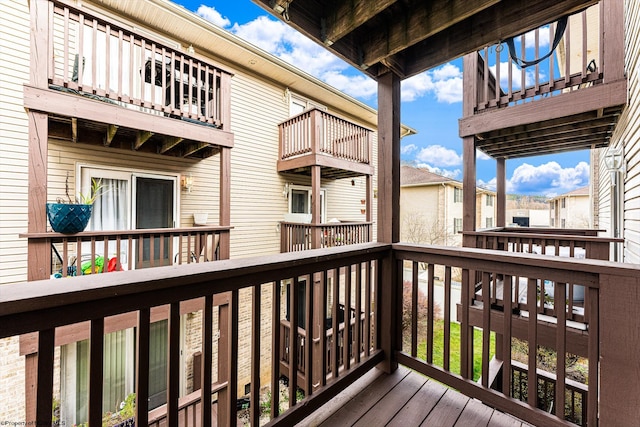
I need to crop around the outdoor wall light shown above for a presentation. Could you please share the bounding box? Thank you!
[182,173,194,193]
[283,182,292,198]
[604,147,625,172]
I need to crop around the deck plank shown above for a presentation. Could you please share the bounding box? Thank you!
[318,367,411,426]
[455,398,494,426]
[487,410,526,427]
[420,389,469,427]
[353,370,427,426]
[386,377,448,427]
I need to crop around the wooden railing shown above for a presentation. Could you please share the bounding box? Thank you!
[19,226,231,277]
[280,308,368,393]
[46,0,231,127]
[279,108,372,164]
[280,221,372,253]
[1,243,386,427]
[511,361,588,426]
[472,4,603,113]
[394,243,620,427]
[463,227,622,261]
[4,243,639,426]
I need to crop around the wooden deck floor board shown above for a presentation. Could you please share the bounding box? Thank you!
[317,368,411,426]
[352,370,427,427]
[301,367,531,427]
[385,379,448,427]
[420,388,469,427]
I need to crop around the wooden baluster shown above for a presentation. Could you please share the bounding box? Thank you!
[555,282,567,420]
[332,267,340,378]
[167,303,180,427]
[271,281,281,419]
[481,271,491,387]
[527,278,538,408]
[443,266,452,371]
[427,263,435,364]
[411,261,418,357]
[136,308,150,426]
[502,274,513,396]
[89,319,104,426]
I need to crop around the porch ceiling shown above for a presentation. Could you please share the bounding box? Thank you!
[24,85,234,160]
[252,0,598,80]
[475,105,624,159]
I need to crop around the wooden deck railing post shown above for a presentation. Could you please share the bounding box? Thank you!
[377,71,401,373]
[598,273,640,425]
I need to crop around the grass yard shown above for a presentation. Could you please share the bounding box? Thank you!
[416,320,495,381]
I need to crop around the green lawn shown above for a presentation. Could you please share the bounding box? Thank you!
[415,320,495,381]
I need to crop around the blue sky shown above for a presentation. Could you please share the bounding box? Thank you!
[175,1,590,197]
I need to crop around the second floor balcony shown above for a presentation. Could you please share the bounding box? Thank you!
[278,108,374,179]
[26,0,234,160]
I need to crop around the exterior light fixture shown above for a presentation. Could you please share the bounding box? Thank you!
[604,146,625,173]
[182,173,194,193]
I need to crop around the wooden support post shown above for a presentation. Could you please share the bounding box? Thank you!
[377,71,401,373]
[496,157,506,227]
[311,165,321,248]
[219,147,231,259]
[599,273,640,425]
[601,0,625,83]
[365,175,372,223]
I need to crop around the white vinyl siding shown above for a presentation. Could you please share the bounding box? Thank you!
[0,0,30,286]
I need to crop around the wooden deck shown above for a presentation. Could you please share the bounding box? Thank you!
[300,367,531,427]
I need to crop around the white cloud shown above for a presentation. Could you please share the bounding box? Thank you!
[415,145,462,167]
[322,71,377,99]
[402,64,462,103]
[416,164,461,179]
[476,150,492,161]
[196,5,231,28]
[478,177,497,191]
[524,25,550,49]
[401,144,418,155]
[507,161,589,196]
[490,62,545,91]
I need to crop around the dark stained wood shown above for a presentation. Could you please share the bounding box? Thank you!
[226,290,239,424]
[250,286,261,425]
[219,147,231,260]
[496,158,506,227]
[35,329,54,427]
[455,397,494,426]
[168,302,180,427]
[353,369,427,426]
[89,319,105,427]
[322,0,397,45]
[136,308,151,427]
[271,281,281,419]
[201,296,213,427]
[253,0,596,79]
[422,389,468,426]
[386,378,447,427]
[23,85,234,151]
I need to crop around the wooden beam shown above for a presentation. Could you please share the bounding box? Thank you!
[402,0,598,78]
[323,0,397,45]
[361,0,500,69]
[182,142,208,157]
[159,136,183,154]
[135,130,153,150]
[23,85,235,148]
[104,124,118,146]
[71,117,78,143]
[459,79,627,137]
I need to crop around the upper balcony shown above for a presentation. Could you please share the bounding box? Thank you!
[459,3,627,159]
[25,0,233,159]
[278,108,374,179]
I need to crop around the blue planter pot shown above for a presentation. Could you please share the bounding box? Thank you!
[46,203,93,234]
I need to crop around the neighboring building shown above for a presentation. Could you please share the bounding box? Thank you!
[506,209,551,227]
[549,186,591,229]
[400,166,495,246]
[0,0,413,422]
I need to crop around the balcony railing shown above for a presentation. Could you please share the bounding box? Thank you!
[279,109,372,164]
[19,226,231,277]
[46,0,231,128]
[3,243,639,426]
[471,5,603,113]
[463,227,622,261]
[280,221,372,252]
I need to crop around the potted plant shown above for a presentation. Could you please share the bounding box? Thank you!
[46,172,102,234]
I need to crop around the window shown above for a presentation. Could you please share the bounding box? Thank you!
[454,218,463,234]
[486,217,493,228]
[486,194,494,206]
[561,219,566,228]
[454,187,463,203]
[288,185,326,223]
[80,166,178,269]
[561,198,566,208]
[289,92,327,116]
